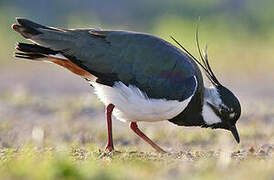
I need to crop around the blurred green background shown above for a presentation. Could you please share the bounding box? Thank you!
[0,0,273,112]
[1,0,274,93]
[0,1,273,179]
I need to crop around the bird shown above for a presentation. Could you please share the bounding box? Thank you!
[12,18,241,153]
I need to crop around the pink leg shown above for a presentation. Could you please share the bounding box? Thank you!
[130,122,166,153]
[105,104,115,152]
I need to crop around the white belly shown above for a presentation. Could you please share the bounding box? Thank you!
[91,81,194,122]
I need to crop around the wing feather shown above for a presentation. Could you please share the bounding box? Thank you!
[13,18,199,101]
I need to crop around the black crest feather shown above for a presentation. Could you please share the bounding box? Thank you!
[170,26,221,86]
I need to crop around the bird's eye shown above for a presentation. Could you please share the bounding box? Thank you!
[220,106,228,113]
[219,106,231,116]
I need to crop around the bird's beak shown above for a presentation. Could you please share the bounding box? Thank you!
[229,125,240,143]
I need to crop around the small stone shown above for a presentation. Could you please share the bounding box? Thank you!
[249,147,255,153]
[258,149,266,156]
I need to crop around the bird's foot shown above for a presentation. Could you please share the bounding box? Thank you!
[98,146,121,158]
[105,145,115,153]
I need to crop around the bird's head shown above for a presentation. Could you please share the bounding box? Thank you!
[203,84,241,143]
[170,29,241,143]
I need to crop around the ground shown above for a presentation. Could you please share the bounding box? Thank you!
[0,63,273,180]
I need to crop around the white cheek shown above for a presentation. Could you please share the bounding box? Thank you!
[202,103,222,125]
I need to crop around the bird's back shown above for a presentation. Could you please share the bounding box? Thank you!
[13,18,201,101]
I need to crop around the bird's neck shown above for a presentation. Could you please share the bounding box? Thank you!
[202,87,222,125]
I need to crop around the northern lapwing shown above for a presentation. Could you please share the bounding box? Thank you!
[12,18,241,153]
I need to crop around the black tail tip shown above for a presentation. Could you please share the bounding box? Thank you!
[15,17,50,30]
[16,17,25,23]
[12,18,44,38]
[16,17,35,26]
